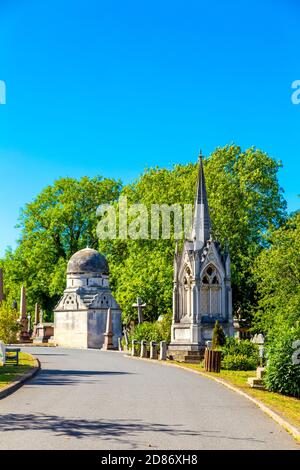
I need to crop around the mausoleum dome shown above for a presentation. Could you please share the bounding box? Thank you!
[67,248,109,275]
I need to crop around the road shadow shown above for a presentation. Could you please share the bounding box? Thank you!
[29,369,132,386]
[0,413,264,448]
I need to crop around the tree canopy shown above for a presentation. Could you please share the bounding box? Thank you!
[0,176,121,318]
[0,144,288,328]
[252,211,300,333]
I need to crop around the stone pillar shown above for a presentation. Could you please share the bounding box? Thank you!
[18,286,30,342]
[102,308,114,350]
[160,341,167,360]
[34,303,40,325]
[123,327,129,350]
[140,340,147,358]
[172,285,179,323]
[0,268,4,304]
[150,341,158,360]
[131,339,138,356]
[32,303,40,338]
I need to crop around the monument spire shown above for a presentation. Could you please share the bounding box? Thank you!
[191,151,211,250]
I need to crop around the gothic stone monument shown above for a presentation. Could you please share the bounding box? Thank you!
[168,154,234,362]
[54,248,122,349]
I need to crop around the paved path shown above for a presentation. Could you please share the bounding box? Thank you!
[0,347,298,450]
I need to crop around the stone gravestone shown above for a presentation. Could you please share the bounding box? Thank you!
[18,286,30,342]
[32,303,40,338]
[102,308,115,351]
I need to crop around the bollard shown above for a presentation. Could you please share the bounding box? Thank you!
[131,339,138,356]
[159,341,167,360]
[118,337,123,351]
[140,340,148,358]
[150,341,158,360]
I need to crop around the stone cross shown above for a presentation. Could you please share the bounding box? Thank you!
[0,268,4,304]
[132,297,146,324]
[102,308,114,350]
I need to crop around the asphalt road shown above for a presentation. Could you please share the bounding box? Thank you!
[0,347,298,450]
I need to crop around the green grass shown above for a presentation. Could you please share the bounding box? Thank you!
[0,352,36,389]
[175,362,300,431]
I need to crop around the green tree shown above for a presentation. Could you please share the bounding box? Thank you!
[252,211,300,333]
[0,176,121,318]
[0,301,20,344]
[212,320,226,349]
[264,318,300,397]
[101,144,286,323]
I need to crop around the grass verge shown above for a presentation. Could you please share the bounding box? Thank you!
[0,352,36,390]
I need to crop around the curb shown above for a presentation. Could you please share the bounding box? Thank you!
[126,354,300,444]
[0,356,40,400]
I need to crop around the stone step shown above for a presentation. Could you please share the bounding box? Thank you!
[247,377,265,389]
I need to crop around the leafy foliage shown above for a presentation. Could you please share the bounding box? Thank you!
[264,319,300,398]
[129,313,173,346]
[222,337,259,358]
[0,301,20,344]
[0,176,121,319]
[252,211,300,333]
[102,144,286,323]
[220,337,259,370]
[222,354,258,371]
[0,144,287,332]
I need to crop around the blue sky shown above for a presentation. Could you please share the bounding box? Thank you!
[0,0,299,255]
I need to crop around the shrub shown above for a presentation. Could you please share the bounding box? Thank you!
[222,354,257,371]
[264,321,300,398]
[130,322,163,344]
[212,320,226,349]
[157,311,172,344]
[129,313,172,350]
[221,338,260,370]
[222,337,259,358]
[0,301,20,344]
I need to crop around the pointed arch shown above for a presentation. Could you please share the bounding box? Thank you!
[200,263,221,316]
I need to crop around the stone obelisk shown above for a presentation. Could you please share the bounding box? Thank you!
[18,285,30,342]
[32,303,40,338]
[0,268,4,304]
[102,308,114,350]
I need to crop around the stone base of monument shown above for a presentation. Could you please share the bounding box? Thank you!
[18,332,31,343]
[32,323,54,344]
[101,332,117,351]
[247,366,266,389]
[167,347,204,363]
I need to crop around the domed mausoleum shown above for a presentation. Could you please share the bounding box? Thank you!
[54,248,122,349]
